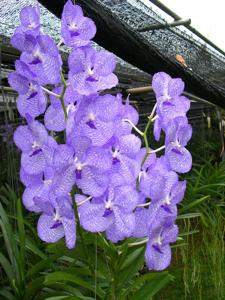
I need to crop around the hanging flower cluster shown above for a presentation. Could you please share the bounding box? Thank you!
[9,1,192,271]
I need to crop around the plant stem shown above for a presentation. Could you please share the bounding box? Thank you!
[59,70,68,121]
[71,188,95,275]
[136,103,165,191]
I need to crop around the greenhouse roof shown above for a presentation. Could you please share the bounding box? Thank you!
[0,0,225,107]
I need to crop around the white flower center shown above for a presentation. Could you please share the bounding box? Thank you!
[74,157,85,171]
[43,179,52,186]
[172,139,181,148]
[68,22,77,32]
[28,21,37,29]
[53,211,61,222]
[32,140,40,149]
[164,90,171,101]
[154,235,162,246]
[105,199,113,209]
[29,82,37,92]
[33,49,42,60]
[163,195,171,205]
[66,103,76,115]
[87,68,94,76]
[112,149,119,158]
[88,112,95,121]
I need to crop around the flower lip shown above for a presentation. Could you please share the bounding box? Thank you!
[102,208,113,217]
[152,243,163,254]
[30,49,42,64]
[50,221,62,229]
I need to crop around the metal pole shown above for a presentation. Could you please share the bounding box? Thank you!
[138,18,191,32]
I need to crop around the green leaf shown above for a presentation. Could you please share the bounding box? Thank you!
[44,272,105,299]
[14,234,47,260]
[120,246,144,270]
[26,253,63,279]
[0,288,16,300]
[17,198,26,280]
[177,212,201,220]
[25,276,45,300]
[118,247,145,288]
[120,272,172,299]
[0,252,14,283]
[129,272,172,300]
[180,195,210,212]
[0,203,22,291]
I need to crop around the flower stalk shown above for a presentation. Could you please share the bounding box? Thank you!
[59,70,68,121]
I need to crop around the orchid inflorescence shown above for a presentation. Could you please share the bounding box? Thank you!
[9,1,192,271]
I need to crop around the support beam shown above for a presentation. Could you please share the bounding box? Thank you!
[138,18,191,32]
[126,85,216,106]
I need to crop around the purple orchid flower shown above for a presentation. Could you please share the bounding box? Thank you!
[8,61,47,118]
[53,137,111,197]
[152,72,185,103]
[113,95,140,138]
[77,185,138,242]
[152,72,190,141]
[37,196,76,249]
[22,167,56,213]
[165,117,192,173]
[68,46,118,95]
[61,0,96,48]
[14,117,57,174]
[105,134,141,187]
[138,154,170,200]
[44,85,83,132]
[11,34,62,85]
[68,94,121,147]
[145,218,178,271]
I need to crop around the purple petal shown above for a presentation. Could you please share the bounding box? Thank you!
[37,214,65,244]
[21,151,46,175]
[94,50,116,76]
[86,147,112,171]
[8,72,29,94]
[79,201,111,232]
[17,91,47,118]
[13,125,33,152]
[106,208,135,242]
[145,242,171,271]
[53,144,74,172]
[168,78,184,98]
[62,217,76,249]
[44,105,66,132]
[20,5,40,31]
[133,208,149,238]
[77,167,109,197]
[119,134,141,157]
[166,145,192,173]
[152,72,171,98]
